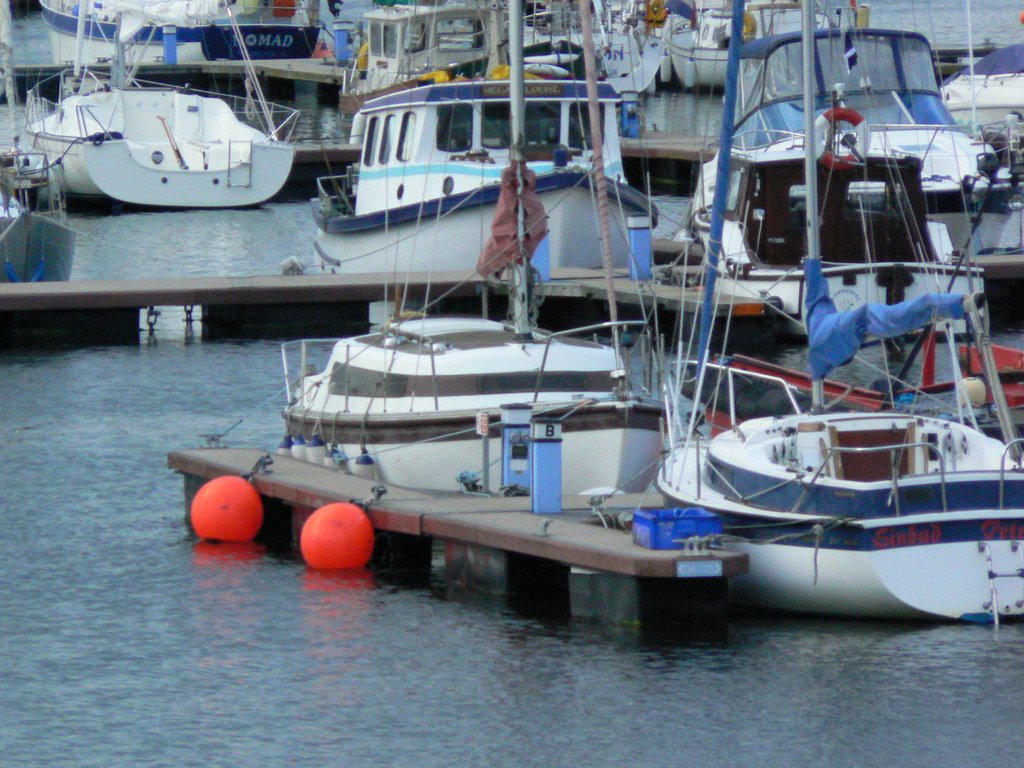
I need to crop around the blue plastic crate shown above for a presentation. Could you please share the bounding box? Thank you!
[632,507,723,550]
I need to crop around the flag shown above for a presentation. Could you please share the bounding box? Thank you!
[844,32,858,72]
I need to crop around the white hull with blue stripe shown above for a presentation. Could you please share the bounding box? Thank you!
[314,78,654,275]
[659,412,1024,622]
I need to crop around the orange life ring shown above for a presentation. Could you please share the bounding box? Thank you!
[814,106,871,171]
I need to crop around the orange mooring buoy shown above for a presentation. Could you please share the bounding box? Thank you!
[300,502,374,569]
[190,476,264,542]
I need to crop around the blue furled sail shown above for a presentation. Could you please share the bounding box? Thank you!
[804,259,965,380]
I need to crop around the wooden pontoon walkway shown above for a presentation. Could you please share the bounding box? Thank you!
[169,447,748,622]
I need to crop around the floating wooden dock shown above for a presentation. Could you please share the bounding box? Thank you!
[169,447,748,623]
[0,267,770,346]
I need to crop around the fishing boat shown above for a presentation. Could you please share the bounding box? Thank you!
[313,77,652,276]
[0,0,74,283]
[283,0,664,496]
[657,0,1024,623]
[40,0,321,65]
[26,0,298,209]
[710,26,1013,255]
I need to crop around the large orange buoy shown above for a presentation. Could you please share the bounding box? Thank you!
[190,476,264,542]
[300,502,374,569]
[1020,9,1024,24]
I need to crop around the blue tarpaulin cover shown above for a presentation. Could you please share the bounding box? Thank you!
[804,259,965,379]
[947,44,1024,80]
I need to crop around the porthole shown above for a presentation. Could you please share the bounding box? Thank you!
[151,150,164,165]
[442,176,454,195]
[397,183,404,200]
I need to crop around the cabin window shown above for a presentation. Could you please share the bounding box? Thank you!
[476,371,603,394]
[844,181,892,217]
[788,184,807,229]
[404,22,427,53]
[328,363,408,398]
[436,103,473,152]
[481,103,512,148]
[379,114,395,164]
[900,39,940,91]
[363,115,379,166]
[568,103,604,150]
[397,111,416,160]
[436,17,484,52]
[726,168,742,212]
[382,23,398,58]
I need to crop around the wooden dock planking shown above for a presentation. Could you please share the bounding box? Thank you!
[167,447,748,582]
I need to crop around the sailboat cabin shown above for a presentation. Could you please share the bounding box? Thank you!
[719,154,946,270]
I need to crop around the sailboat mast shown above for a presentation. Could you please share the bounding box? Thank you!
[801,0,825,410]
[578,0,620,352]
[509,0,531,337]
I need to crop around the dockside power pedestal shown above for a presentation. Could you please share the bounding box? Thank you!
[501,403,532,491]
[530,417,563,515]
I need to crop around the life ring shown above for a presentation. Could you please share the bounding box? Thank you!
[742,11,757,41]
[646,0,667,29]
[814,106,871,171]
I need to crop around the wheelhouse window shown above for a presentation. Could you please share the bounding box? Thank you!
[363,115,379,166]
[436,17,484,52]
[369,22,382,56]
[436,103,473,152]
[404,21,427,53]
[481,102,512,149]
[568,103,604,150]
[382,23,398,57]
[397,111,416,160]
[526,102,561,147]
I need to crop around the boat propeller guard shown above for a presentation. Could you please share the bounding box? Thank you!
[814,107,871,171]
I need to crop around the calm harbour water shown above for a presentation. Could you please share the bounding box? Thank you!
[5,3,1024,766]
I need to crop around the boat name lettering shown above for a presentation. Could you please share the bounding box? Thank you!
[981,519,1024,540]
[481,83,564,98]
[872,524,942,549]
[244,34,295,48]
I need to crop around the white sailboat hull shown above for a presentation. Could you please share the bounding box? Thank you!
[324,421,663,495]
[727,537,1024,621]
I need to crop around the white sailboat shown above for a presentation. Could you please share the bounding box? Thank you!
[0,0,74,282]
[26,0,297,209]
[657,0,1024,623]
[39,0,321,65]
[281,0,664,496]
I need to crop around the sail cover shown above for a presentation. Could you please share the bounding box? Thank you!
[91,0,234,40]
[476,161,549,277]
[805,259,965,379]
